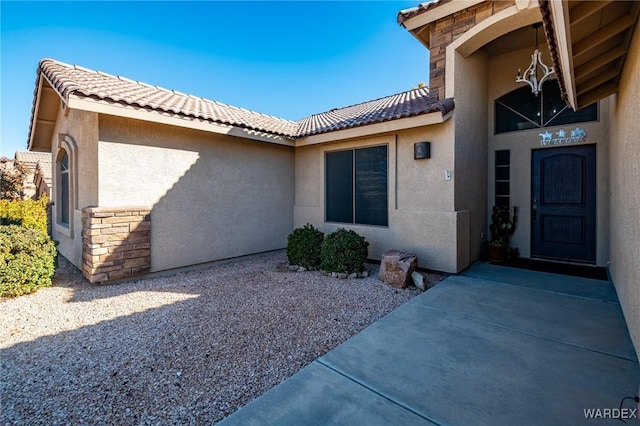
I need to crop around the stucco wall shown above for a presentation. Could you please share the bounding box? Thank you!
[486,46,610,265]
[97,115,294,272]
[608,25,640,355]
[50,108,100,268]
[452,49,489,268]
[294,123,462,273]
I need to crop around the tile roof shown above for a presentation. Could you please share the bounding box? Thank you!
[397,0,452,25]
[32,59,454,143]
[35,159,52,186]
[15,151,52,166]
[296,89,453,137]
[37,59,299,137]
[538,1,568,103]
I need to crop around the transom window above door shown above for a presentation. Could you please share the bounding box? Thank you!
[495,81,598,134]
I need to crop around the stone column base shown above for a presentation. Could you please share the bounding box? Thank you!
[82,206,151,283]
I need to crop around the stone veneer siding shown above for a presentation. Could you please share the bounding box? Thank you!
[82,206,151,283]
[429,0,515,100]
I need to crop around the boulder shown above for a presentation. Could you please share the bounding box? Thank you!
[378,250,418,288]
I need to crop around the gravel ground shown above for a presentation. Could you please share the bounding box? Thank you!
[0,251,446,425]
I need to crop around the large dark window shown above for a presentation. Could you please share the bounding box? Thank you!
[326,145,388,226]
[495,81,598,134]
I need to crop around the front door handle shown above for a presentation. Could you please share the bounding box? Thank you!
[532,197,538,222]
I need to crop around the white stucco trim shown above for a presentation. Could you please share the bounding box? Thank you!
[296,110,451,147]
[67,96,296,147]
[401,0,485,31]
[444,3,541,99]
[54,134,78,238]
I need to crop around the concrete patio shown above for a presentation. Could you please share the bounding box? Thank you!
[220,262,640,425]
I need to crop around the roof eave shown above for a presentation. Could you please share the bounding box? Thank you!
[543,0,577,110]
[295,103,453,147]
[27,75,44,151]
[28,74,63,152]
[68,96,296,147]
[542,0,640,110]
[400,0,485,31]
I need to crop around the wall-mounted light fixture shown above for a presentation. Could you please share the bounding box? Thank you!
[414,142,431,159]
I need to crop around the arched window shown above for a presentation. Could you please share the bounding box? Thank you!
[57,150,70,225]
[495,81,598,134]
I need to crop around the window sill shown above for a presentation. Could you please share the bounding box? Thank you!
[55,222,73,238]
[325,220,389,229]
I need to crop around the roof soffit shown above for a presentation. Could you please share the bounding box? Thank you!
[545,0,640,110]
[28,76,61,152]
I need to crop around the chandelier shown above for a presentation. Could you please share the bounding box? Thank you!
[516,23,555,96]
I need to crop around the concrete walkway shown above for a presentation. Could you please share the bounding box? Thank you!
[219,262,640,425]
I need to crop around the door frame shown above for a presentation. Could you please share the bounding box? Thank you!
[530,144,597,263]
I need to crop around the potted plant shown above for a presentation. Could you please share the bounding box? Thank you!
[487,206,517,263]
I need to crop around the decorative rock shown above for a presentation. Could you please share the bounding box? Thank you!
[359,270,369,278]
[378,250,418,288]
[411,271,427,291]
[288,265,299,271]
[337,273,348,279]
[347,272,358,280]
[331,272,338,278]
[297,266,307,272]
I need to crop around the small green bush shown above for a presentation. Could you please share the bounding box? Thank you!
[321,228,369,273]
[0,196,49,234]
[286,223,325,269]
[0,225,57,298]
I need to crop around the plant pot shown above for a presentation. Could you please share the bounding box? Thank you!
[486,243,508,263]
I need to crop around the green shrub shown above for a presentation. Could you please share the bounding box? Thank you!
[286,223,325,269]
[0,196,49,234]
[0,225,57,298]
[321,228,369,273]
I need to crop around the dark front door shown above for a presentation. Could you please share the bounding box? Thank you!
[531,145,596,263]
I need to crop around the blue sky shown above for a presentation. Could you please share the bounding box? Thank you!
[0,1,429,157]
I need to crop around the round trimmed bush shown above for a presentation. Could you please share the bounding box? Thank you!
[321,228,369,273]
[0,225,57,298]
[286,224,324,269]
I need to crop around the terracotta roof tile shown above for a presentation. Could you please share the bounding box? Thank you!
[296,89,453,137]
[15,151,52,165]
[35,159,53,185]
[30,59,455,144]
[37,59,299,137]
[539,0,568,103]
[397,0,452,25]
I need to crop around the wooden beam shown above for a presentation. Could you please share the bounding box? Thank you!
[572,14,634,58]
[36,119,56,126]
[574,46,626,84]
[569,1,613,26]
[577,82,617,110]
[411,24,432,50]
[576,68,618,96]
